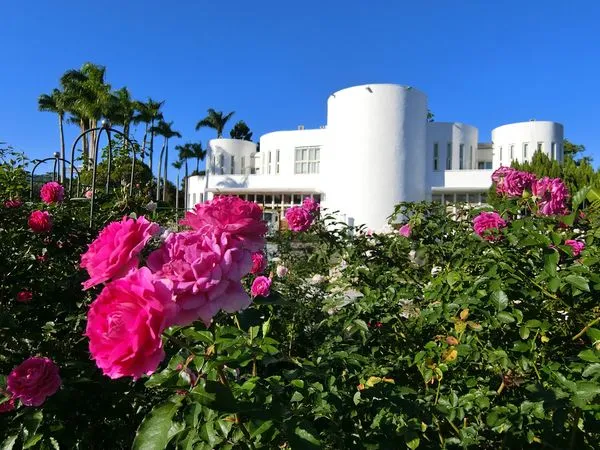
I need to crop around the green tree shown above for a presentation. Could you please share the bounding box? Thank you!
[229,120,253,141]
[38,89,67,182]
[564,138,586,160]
[108,87,136,149]
[190,142,206,174]
[150,120,181,201]
[133,98,164,174]
[195,108,235,138]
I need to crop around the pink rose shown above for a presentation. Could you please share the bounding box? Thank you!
[0,397,15,413]
[7,357,61,407]
[285,206,313,232]
[85,268,175,379]
[148,231,252,326]
[251,276,271,298]
[532,177,569,216]
[473,211,507,241]
[302,197,320,216]
[491,166,512,183]
[398,224,411,237]
[80,216,159,290]
[40,182,65,204]
[251,251,267,274]
[565,239,585,256]
[84,190,93,199]
[180,196,267,252]
[28,210,52,233]
[495,168,537,197]
[4,199,22,208]
[17,291,33,303]
[276,265,288,278]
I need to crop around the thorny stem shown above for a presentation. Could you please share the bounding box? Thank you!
[572,316,600,341]
[216,365,256,450]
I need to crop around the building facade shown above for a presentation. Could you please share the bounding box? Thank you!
[187,83,564,230]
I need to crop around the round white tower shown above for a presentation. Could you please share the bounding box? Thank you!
[322,84,428,229]
[208,138,257,175]
[491,121,563,168]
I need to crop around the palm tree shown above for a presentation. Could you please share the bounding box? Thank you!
[172,160,183,210]
[38,89,67,182]
[175,143,194,183]
[229,120,253,141]
[195,108,235,138]
[190,142,206,174]
[150,120,181,201]
[133,98,164,173]
[108,87,136,144]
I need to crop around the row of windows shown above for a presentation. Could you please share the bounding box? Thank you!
[498,142,559,161]
[294,146,320,174]
[432,192,488,204]
[432,142,475,171]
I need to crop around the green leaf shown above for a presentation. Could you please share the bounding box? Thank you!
[573,186,591,209]
[250,420,274,438]
[23,434,43,449]
[586,187,600,203]
[496,311,515,324]
[586,328,600,345]
[490,291,508,311]
[519,327,530,340]
[406,435,420,449]
[1,435,18,450]
[548,277,560,292]
[582,364,600,379]
[447,272,460,287]
[544,251,559,276]
[578,350,600,363]
[294,427,321,446]
[291,391,304,402]
[132,399,182,450]
[262,317,271,338]
[191,380,239,412]
[565,275,590,292]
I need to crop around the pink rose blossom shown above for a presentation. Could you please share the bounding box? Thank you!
[7,357,61,407]
[532,177,569,216]
[4,199,22,208]
[180,196,267,252]
[398,224,411,237]
[28,210,52,233]
[276,265,288,278]
[251,276,272,298]
[473,211,507,241]
[85,268,176,380]
[302,197,320,216]
[251,251,267,274]
[491,166,512,184]
[0,397,15,413]
[84,190,93,199]
[17,291,33,303]
[80,216,159,290]
[495,168,537,197]
[285,206,313,232]
[148,231,252,326]
[40,182,65,204]
[565,239,585,257]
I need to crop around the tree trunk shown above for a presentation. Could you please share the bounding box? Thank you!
[141,123,148,164]
[123,121,130,153]
[89,118,97,165]
[149,119,155,174]
[58,113,65,183]
[162,139,168,201]
[80,119,89,170]
[196,157,200,173]
[156,139,165,201]
[184,160,189,209]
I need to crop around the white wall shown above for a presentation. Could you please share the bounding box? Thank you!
[208,139,257,175]
[426,122,479,188]
[323,84,428,229]
[491,121,564,167]
[258,129,326,177]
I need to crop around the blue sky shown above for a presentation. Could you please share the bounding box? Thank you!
[1,0,599,178]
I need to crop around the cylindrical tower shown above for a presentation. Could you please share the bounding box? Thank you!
[208,138,257,175]
[491,121,563,168]
[322,84,428,229]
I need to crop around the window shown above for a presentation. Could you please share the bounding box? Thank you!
[192,193,197,205]
[537,142,543,153]
[485,161,492,169]
[276,150,280,174]
[478,161,485,169]
[523,143,529,159]
[433,143,439,171]
[294,146,320,174]
[551,142,556,160]
[459,144,464,170]
[241,156,246,174]
[499,146,503,162]
[267,151,272,175]
[230,155,235,174]
[470,145,473,169]
[510,144,514,160]
[446,143,452,169]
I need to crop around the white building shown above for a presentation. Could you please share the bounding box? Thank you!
[187,83,564,230]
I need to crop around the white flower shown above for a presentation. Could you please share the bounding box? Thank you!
[431,266,442,276]
[145,200,157,212]
[310,274,326,285]
[276,265,288,278]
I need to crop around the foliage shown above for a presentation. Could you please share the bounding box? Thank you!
[0,145,29,200]
[196,109,235,138]
[229,121,253,141]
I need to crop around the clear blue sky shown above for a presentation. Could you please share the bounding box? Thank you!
[2,0,599,179]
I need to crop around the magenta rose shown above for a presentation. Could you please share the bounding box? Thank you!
[473,211,507,241]
[85,268,175,379]
[40,181,65,204]
[148,230,252,326]
[4,199,22,208]
[251,251,267,274]
[28,210,52,233]
[0,397,15,413]
[491,166,512,184]
[180,196,267,252]
[80,215,159,290]
[285,206,313,232]
[17,291,33,303]
[495,168,537,197]
[251,276,272,298]
[398,224,411,237]
[7,357,61,407]
[532,177,569,216]
[302,197,320,216]
[565,239,585,256]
